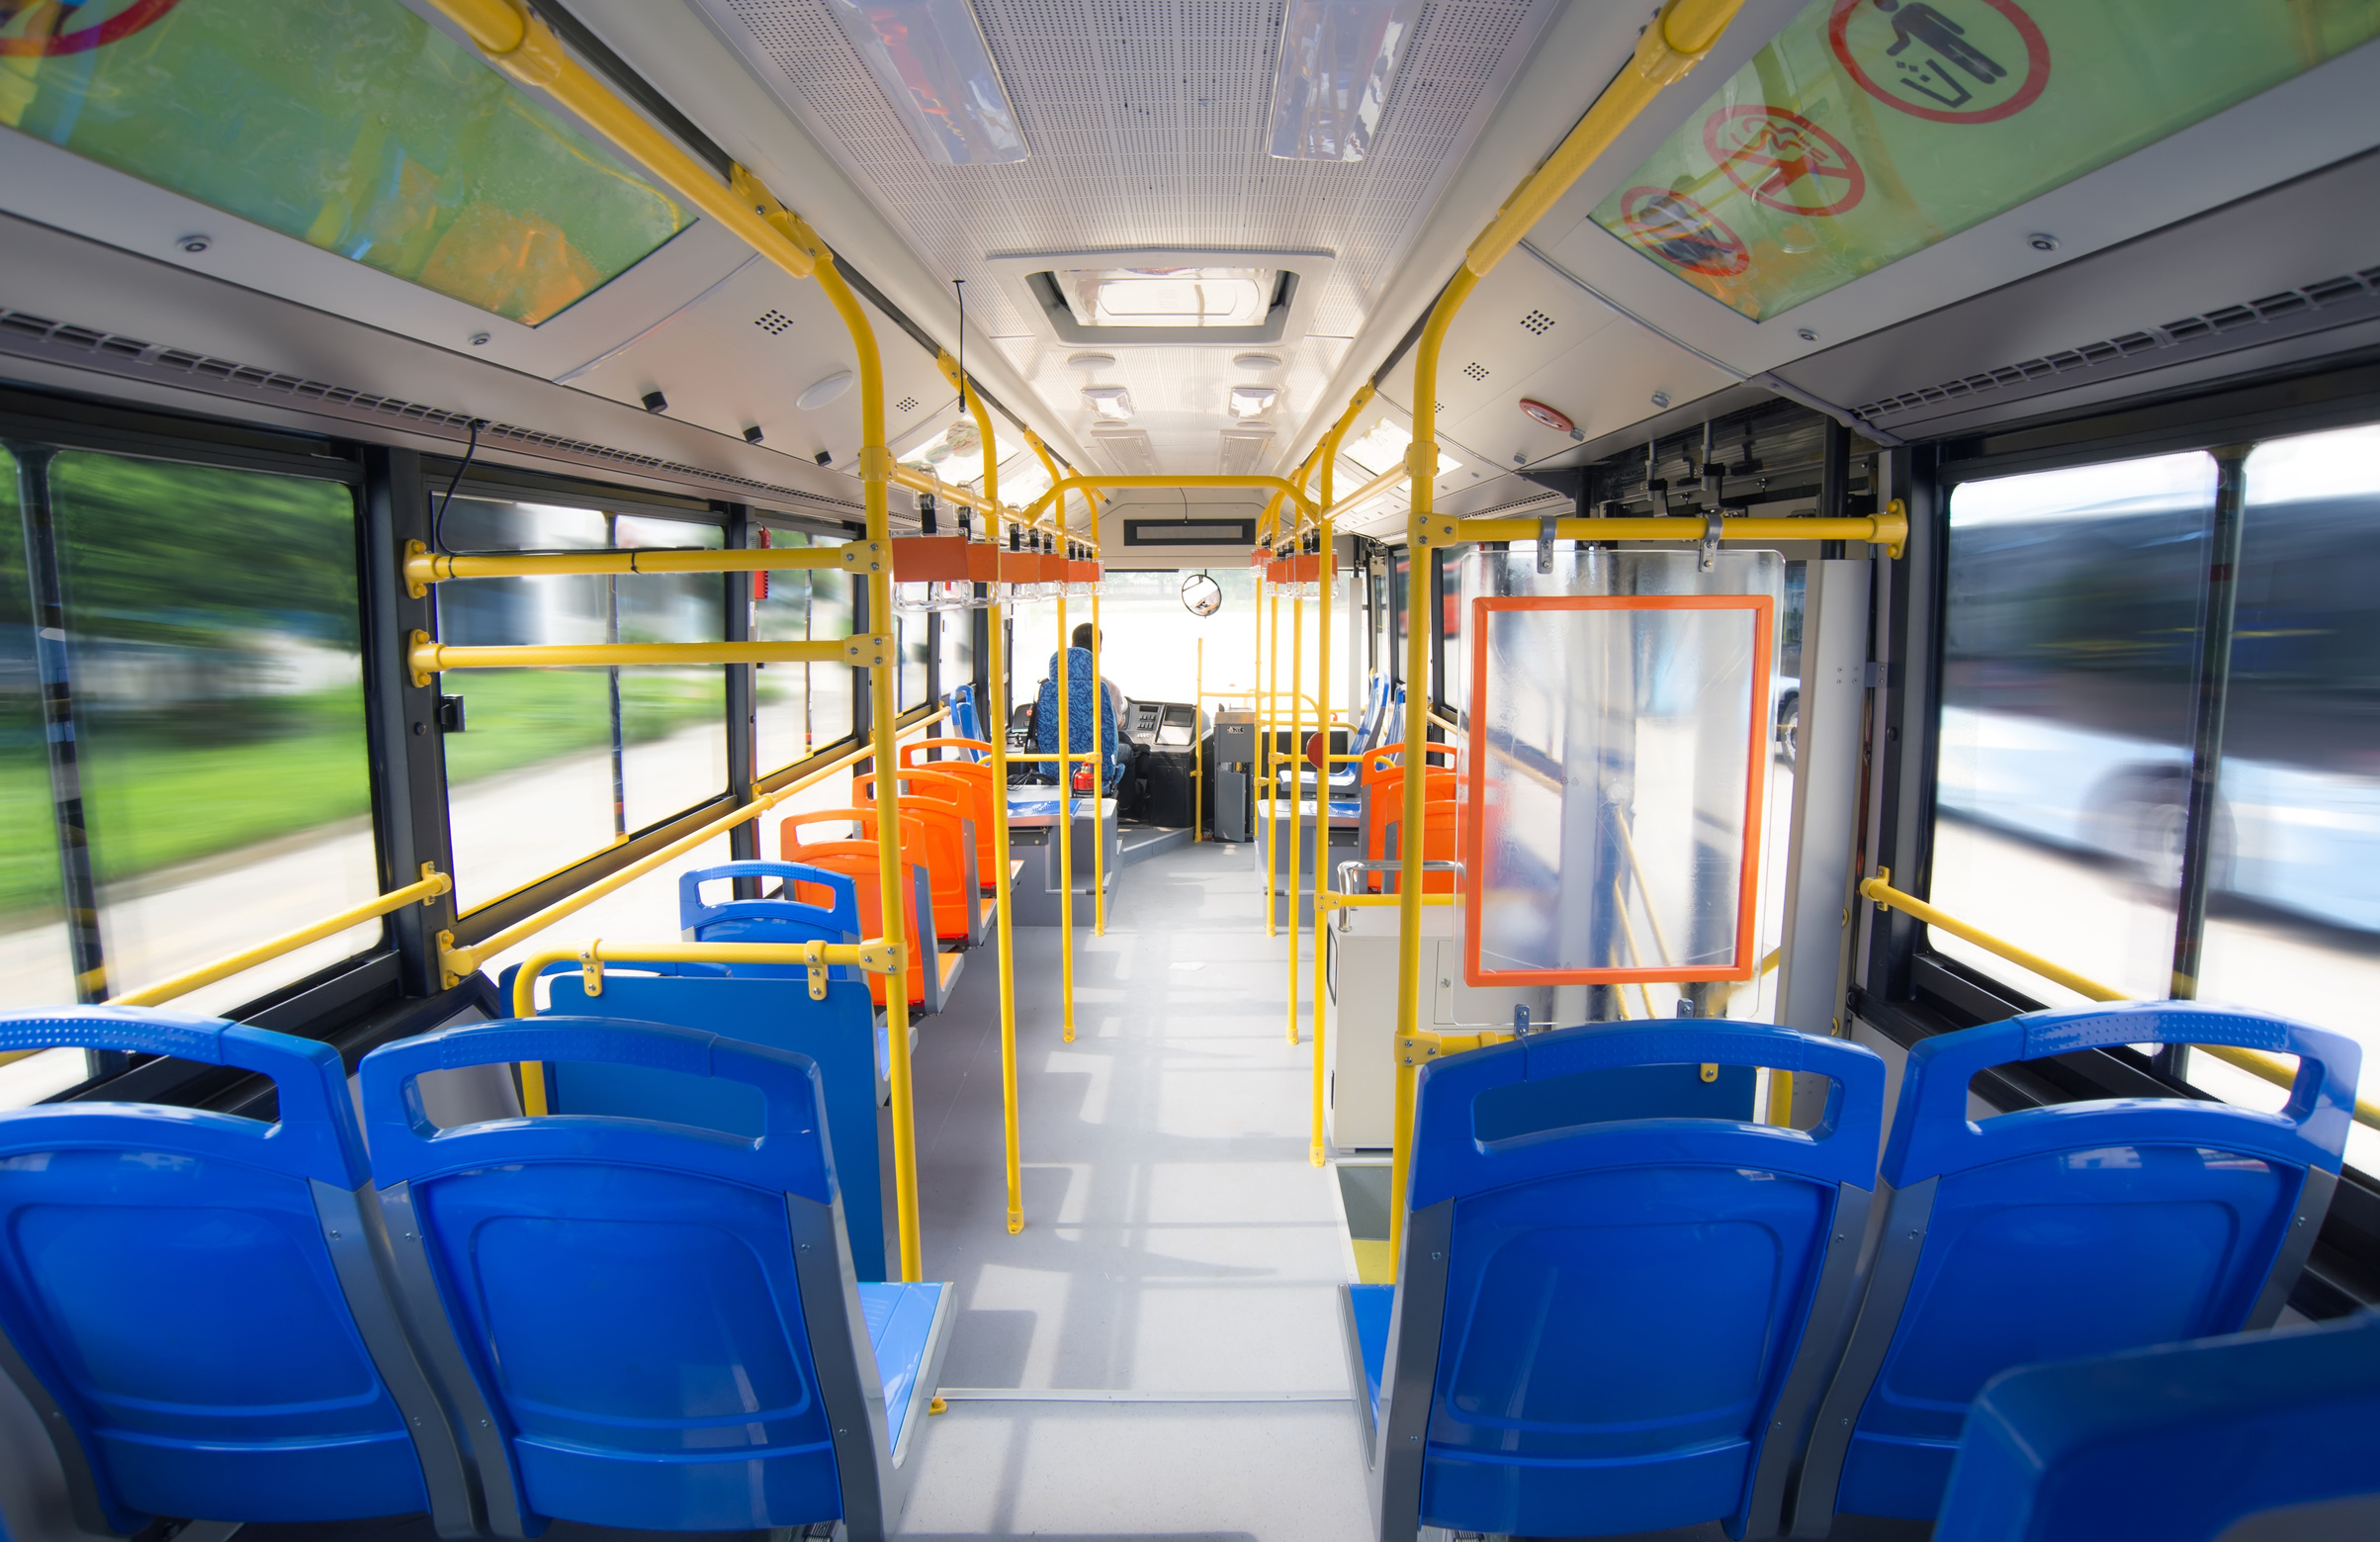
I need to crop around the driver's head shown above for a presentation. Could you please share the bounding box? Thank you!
[1071,621,1101,651]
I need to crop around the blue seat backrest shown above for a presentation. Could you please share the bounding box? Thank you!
[681,861,862,973]
[1934,1310,2380,1542]
[1375,1023,1886,1542]
[946,684,985,747]
[0,1008,465,1535]
[1032,646,1116,761]
[529,962,890,1281]
[1796,1002,2362,1531]
[360,1018,894,1536]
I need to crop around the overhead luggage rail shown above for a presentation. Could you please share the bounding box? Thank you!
[1861,869,2380,1134]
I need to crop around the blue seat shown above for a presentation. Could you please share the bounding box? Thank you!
[1791,1002,2361,1534]
[359,1017,953,1538]
[0,1008,477,1536]
[1032,645,1123,783]
[1351,1022,1886,1542]
[509,953,892,1281]
[945,682,987,746]
[1934,1310,2380,1541]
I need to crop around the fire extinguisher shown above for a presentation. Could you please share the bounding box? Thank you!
[1072,758,1095,793]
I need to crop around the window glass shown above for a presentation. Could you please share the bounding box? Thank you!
[753,531,853,770]
[0,445,88,1107]
[2199,423,2380,1173]
[1008,569,1278,724]
[896,611,927,708]
[47,451,379,1015]
[1932,451,2215,1001]
[3,0,692,323]
[436,500,726,910]
[935,606,974,712]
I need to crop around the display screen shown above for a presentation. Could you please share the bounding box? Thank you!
[1591,0,2380,320]
[0,0,693,324]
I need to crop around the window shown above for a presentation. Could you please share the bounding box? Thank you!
[2196,425,2380,1172]
[8,0,692,323]
[1933,452,2212,1001]
[436,499,726,910]
[1933,433,2380,1173]
[753,529,853,772]
[935,606,974,712]
[896,611,927,708]
[46,450,380,1015]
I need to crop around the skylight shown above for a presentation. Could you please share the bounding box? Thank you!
[1,0,693,326]
[1059,268,1277,330]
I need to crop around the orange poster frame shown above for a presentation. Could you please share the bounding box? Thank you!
[1461,592,1774,988]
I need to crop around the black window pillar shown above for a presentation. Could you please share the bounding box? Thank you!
[724,505,759,878]
[15,446,106,1003]
[360,446,458,998]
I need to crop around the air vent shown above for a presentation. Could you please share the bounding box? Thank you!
[1089,425,1158,475]
[1219,428,1274,476]
[895,395,918,412]
[1462,362,1489,382]
[1521,310,1554,335]
[1854,265,2380,423]
[755,310,794,334]
[0,306,861,511]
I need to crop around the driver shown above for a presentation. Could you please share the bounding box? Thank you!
[1072,621,1129,730]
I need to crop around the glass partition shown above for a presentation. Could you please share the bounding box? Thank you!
[1,0,692,323]
[46,451,379,1016]
[437,499,726,911]
[754,531,854,772]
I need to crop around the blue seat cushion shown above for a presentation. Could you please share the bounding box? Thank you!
[1348,1283,1392,1424]
[858,1282,944,1453]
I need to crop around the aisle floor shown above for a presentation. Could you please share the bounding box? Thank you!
[895,838,1372,1540]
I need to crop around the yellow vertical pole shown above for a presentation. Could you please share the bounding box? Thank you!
[1284,552,1304,1043]
[1309,384,1366,1164]
[1265,563,1280,936]
[1092,576,1107,936]
[945,354,1022,1235]
[812,257,922,1282]
[1193,638,1204,843]
[1057,581,1077,1043]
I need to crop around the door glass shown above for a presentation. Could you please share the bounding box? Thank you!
[47,451,379,1015]
[435,499,726,910]
[1932,451,2215,1001]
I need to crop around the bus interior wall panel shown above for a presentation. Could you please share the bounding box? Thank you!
[1777,148,2380,443]
[0,210,888,520]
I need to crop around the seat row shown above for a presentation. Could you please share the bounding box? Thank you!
[1344,1002,2363,1540]
[0,1007,949,1539]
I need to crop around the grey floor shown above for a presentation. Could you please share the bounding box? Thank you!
[895,838,1372,1540]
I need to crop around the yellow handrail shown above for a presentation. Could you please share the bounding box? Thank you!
[1307,385,1370,1163]
[408,634,880,684]
[403,540,876,591]
[438,710,947,983]
[1459,510,1907,559]
[1017,474,1318,529]
[507,938,901,1117]
[104,866,453,1009]
[1387,0,1749,1261]
[1860,870,2380,1133]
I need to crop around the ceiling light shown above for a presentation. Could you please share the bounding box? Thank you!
[1268,0,1425,162]
[1082,386,1133,420]
[1233,352,1282,372]
[1341,416,1411,476]
[1067,351,1119,370]
[1058,267,1276,329]
[823,0,1025,165]
[1229,386,1278,416]
[796,370,854,409]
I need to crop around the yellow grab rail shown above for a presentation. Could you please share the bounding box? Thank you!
[507,938,902,1116]
[1459,510,1907,559]
[438,710,947,984]
[1861,870,2380,1134]
[403,539,880,593]
[408,634,883,685]
[104,866,453,1009]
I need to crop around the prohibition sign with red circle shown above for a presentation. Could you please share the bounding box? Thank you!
[1827,0,2051,126]
[1703,106,1867,219]
[0,0,184,55]
[1619,187,1750,279]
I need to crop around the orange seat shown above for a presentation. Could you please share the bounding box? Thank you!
[1360,756,1459,893]
[779,808,932,1009]
[898,747,1001,881]
[853,771,984,945]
